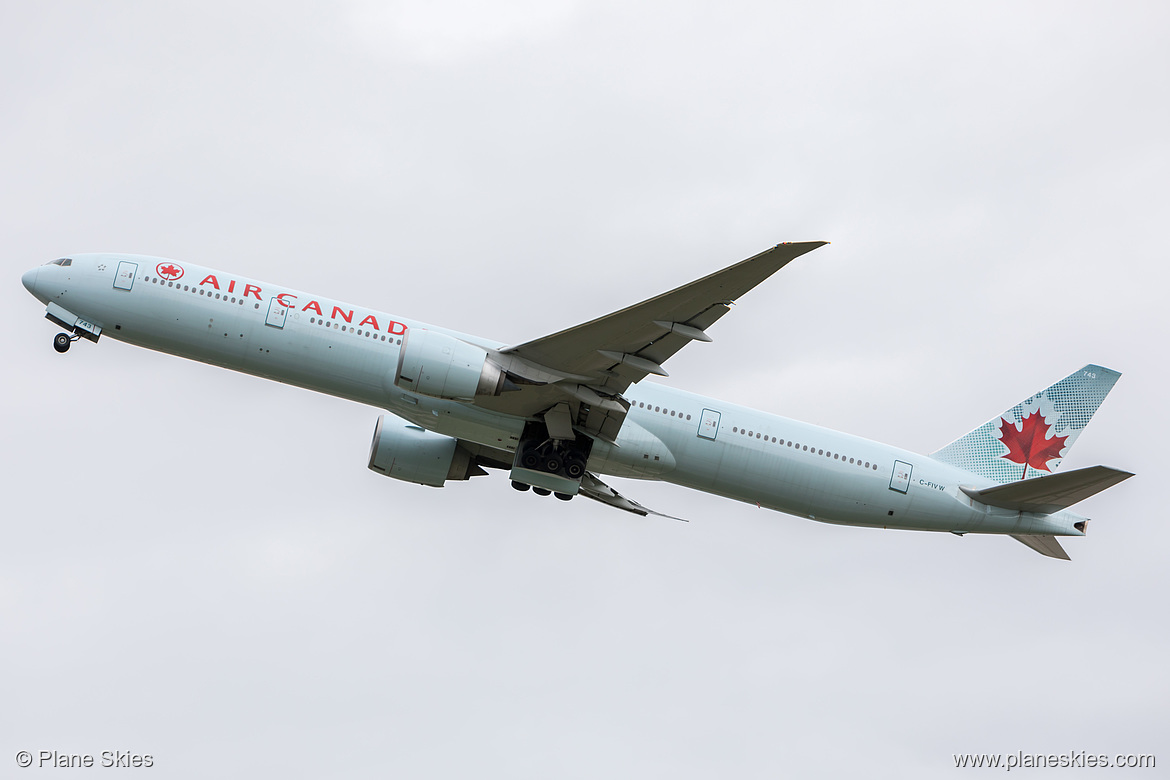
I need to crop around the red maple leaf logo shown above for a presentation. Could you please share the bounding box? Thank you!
[156,262,183,280]
[998,411,1068,477]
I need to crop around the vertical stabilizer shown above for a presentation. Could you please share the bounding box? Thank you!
[930,365,1120,483]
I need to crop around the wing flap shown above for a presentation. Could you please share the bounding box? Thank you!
[578,473,686,521]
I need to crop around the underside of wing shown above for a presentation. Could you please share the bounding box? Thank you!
[448,438,684,521]
[578,472,685,521]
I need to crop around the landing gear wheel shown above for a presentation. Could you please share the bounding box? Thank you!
[53,332,72,353]
[521,451,541,470]
[543,457,562,474]
[532,487,551,497]
[554,492,574,501]
[565,459,585,479]
[511,480,531,492]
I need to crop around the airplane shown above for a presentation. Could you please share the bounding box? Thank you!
[20,243,1132,559]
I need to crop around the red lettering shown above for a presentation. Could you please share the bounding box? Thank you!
[245,284,263,301]
[199,275,220,290]
[332,307,353,323]
[387,320,407,336]
[276,292,296,307]
[358,315,380,331]
[228,280,236,293]
[302,300,322,315]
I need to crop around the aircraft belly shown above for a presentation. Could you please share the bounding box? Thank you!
[272,328,393,402]
[587,419,677,479]
[131,300,524,448]
[660,431,984,532]
[391,401,526,454]
[664,439,812,515]
[95,283,255,368]
[94,283,399,409]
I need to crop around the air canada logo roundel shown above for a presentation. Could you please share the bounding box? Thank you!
[156,262,184,281]
[997,411,1068,477]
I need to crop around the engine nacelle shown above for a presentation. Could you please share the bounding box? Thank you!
[367,415,484,487]
[394,328,507,401]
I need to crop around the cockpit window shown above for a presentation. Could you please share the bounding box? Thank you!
[47,258,72,266]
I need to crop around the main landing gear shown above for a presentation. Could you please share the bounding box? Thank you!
[53,332,80,353]
[510,480,576,501]
[510,421,594,502]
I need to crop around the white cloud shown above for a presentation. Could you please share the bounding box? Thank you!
[347,0,581,63]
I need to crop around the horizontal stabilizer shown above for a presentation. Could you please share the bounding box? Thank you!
[1011,534,1071,560]
[962,465,1133,514]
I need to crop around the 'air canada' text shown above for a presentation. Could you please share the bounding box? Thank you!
[198,275,407,335]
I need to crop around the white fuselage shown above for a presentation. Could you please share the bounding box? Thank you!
[22,254,1088,539]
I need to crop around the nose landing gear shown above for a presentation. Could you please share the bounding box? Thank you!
[53,332,79,353]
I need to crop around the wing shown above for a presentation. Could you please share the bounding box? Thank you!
[450,440,685,521]
[578,472,686,521]
[478,241,826,441]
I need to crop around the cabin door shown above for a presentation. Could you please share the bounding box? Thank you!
[113,261,138,291]
[265,296,288,328]
[697,408,721,440]
[889,460,913,494]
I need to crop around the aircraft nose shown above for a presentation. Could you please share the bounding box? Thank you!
[21,267,39,295]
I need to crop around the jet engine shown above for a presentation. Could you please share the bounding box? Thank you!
[367,415,486,487]
[394,328,509,401]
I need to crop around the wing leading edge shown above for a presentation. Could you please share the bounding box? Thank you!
[478,241,827,442]
[503,241,826,387]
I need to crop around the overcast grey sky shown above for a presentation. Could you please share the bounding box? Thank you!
[3,2,1167,777]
